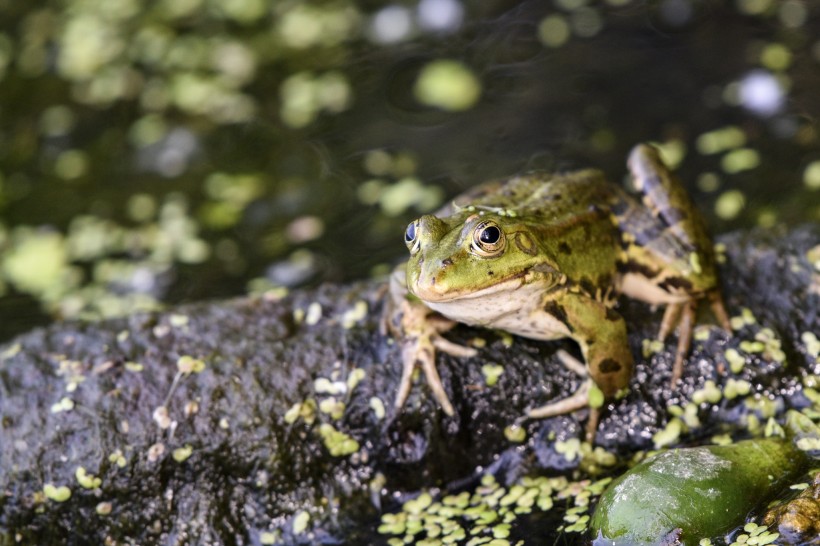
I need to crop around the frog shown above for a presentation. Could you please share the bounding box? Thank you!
[390,143,731,440]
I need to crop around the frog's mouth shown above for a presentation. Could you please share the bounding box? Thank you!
[411,269,531,303]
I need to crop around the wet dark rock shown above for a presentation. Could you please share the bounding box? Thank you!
[1,224,818,544]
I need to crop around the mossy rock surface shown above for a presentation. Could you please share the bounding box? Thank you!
[1,225,818,544]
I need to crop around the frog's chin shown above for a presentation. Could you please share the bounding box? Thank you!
[411,272,528,303]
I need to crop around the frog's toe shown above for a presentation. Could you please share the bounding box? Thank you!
[432,336,478,358]
[670,301,696,386]
[419,352,456,416]
[527,378,591,419]
[708,290,732,332]
[397,336,456,416]
[657,302,683,342]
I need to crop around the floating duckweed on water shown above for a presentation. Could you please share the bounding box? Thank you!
[284,399,317,425]
[724,378,752,400]
[43,484,72,503]
[172,444,193,462]
[177,355,205,374]
[481,363,504,386]
[760,43,792,71]
[292,510,310,534]
[54,149,89,180]
[641,338,664,357]
[122,360,144,373]
[538,15,571,47]
[50,396,75,413]
[730,308,757,330]
[305,301,322,326]
[414,59,481,111]
[318,423,359,456]
[169,313,189,327]
[803,161,820,190]
[379,177,445,217]
[379,473,595,544]
[504,424,526,443]
[318,397,345,420]
[696,126,746,155]
[715,189,746,220]
[314,377,346,395]
[722,149,760,174]
[369,397,385,419]
[347,368,366,391]
[341,300,368,328]
[692,380,722,405]
[2,230,72,297]
[108,449,126,468]
[75,467,102,489]
[555,438,582,462]
[652,417,683,448]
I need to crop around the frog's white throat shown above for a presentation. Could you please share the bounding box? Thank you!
[415,274,567,340]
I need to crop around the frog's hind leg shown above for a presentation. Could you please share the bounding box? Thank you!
[669,300,696,385]
[622,144,732,384]
[528,352,601,443]
[708,290,732,331]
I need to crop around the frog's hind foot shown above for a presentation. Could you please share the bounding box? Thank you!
[526,378,600,443]
[708,290,732,332]
[527,378,591,419]
[660,290,731,387]
[669,300,696,386]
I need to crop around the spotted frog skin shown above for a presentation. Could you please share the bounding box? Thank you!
[392,144,730,439]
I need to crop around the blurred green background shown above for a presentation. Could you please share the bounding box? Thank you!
[1,0,818,342]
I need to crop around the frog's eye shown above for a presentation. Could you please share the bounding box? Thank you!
[471,221,506,257]
[404,220,420,253]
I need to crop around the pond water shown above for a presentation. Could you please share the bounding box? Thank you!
[1,1,819,544]
[1,0,818,342]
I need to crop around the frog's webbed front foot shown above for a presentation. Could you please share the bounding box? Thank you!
[394,299,477,416]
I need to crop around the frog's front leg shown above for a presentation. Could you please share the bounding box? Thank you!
[388,268,477,416]
[528,291,634,441]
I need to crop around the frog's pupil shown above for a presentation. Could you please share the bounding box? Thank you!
[405,222,416,243]
[480,225,500,244]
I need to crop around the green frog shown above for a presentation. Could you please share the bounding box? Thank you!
[391,144,731,440]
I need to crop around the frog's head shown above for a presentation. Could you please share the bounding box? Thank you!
[404,212,555,302]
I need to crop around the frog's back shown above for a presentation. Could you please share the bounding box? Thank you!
[439,169,620,221]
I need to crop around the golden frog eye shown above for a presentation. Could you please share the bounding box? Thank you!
[471,221,505,257]
[404,220,420,253]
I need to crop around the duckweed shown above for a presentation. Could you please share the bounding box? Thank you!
[292,510,310,534]
[304,302,322,325]
[341,300,368,328]
[379,473,607,544]
[503,424,526,443]
[75,467,102,489]
[481,364,504,386]
[50,396,75,413]
[43,483,72,503]
[176,355,206,374]
[318,423,359,457]
[172,445,193,462]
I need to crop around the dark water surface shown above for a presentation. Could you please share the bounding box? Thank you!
[1,0,818,342]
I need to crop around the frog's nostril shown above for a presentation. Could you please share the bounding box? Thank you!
[441,258,453,268]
